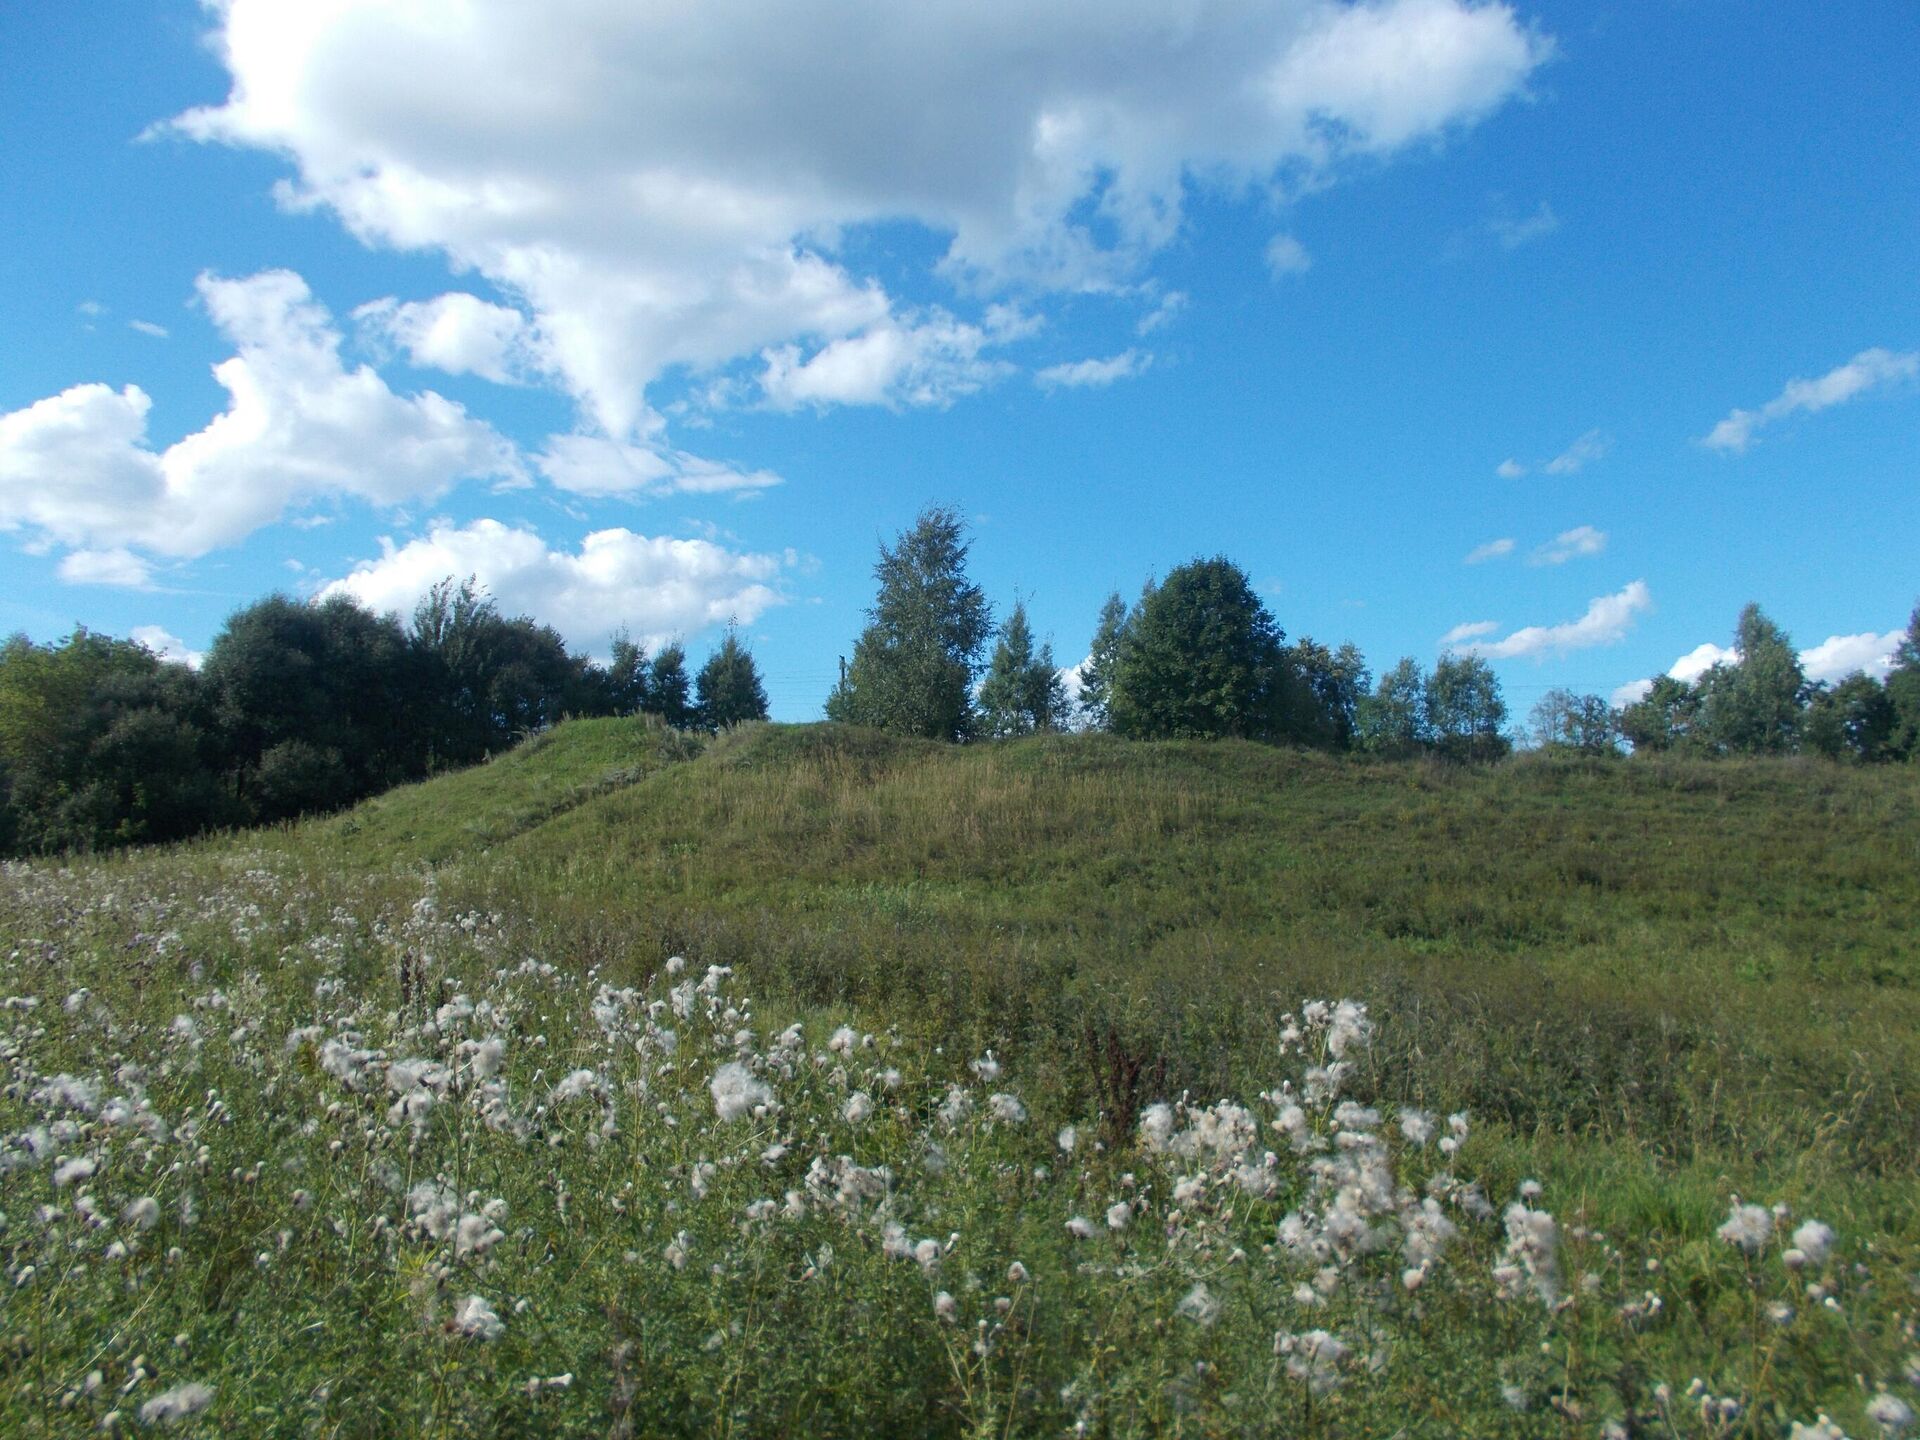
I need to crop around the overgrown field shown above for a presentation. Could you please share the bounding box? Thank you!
[2,719,1916,1436]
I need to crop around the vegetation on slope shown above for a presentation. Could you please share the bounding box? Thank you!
[2,718,1917,1437]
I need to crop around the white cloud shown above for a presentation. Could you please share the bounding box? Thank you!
[1667,641,1737,684]
[129,625,204,669]
[169,0,1550,433]
[58,548,156,588]
[318,518,786,651]
[1458,580,1652,660]
[1463,537,1513,564]
[1703,347,1920,454]
[1487,200,1557,250]
[1798,629,1904,685]
[1609,677,1652,709]
[77,301,106,318]
[1135,289,1188,336]
[0,270,520,563]
[1495,458,1526,479]
[760,312,1011,411]
[1035,349,1151,390]
[129,320,170,339]
[356,292,537,384]
[1265,233,1312,277]
[1440,620,1499,645]
[1543,428,1608,475]
[534,435,781,499]
[1528,524,1606,565]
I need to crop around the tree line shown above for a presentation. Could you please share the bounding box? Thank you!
[828,508,1920,767]
[6,507,1915,857]
[0,579,767,856]
[827,507,1512,758]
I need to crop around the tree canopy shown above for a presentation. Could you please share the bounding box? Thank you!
[826,507,992,741]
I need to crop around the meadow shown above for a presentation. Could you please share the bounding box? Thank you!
[2,717,1916,1437]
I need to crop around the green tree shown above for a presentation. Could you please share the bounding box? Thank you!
[1356,657,1426,755]
[826,507,992,741]
[646,642,696,728]
[1284,638,1369,750]
[977,600,1070,738]
[1886,601,1920,761]
[1803,673,1895,763]
[1695,603,1805,755]
[606,630,650,715]
[1615,674,1699,754]
[1425,653,1509,761]
[409,579,599,764]
[206,593,421,819]
[695,629,770,730]
[1527,688,1616,754]
[1107,558,1288,741]
[1076,592,1129,731]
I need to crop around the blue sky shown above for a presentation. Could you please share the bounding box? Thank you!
[3,1,1915,720]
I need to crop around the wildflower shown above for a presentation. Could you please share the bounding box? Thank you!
[455,1213,506,1259]
[1007,1261,1030,1284]
[1788,1419,1848,1440]
[1137,1102,1176,1151]
[1398,1108,1434,1146]
[934,1291,958,1323]
[843,1091,874,1124]
[913,1238,943,1273]
[1866,1394,1914,1436]
[1275,1329,1349,1396]
[121,1198,161,1231]
[1057,1125,1078,1153]
[1790,1220,1835,1266]
[1065,1216,1098,1239]
[1105,1201,1132,1231]
[53,1157,96,1187]
[987,1092,1027,1124]
[1177,1283,1220,1326]
[937,1085,972,1128]
[710,1062,773,1122]
[550,1068,599,1102]
[1498,1202,1562,1306]
[1717,1201,1773,1256]
[453,1295,504,1340]
[969,1052,1001,1083]
[665,1232,691,1270]
[138,1382,214,1426]
[828,1025,857,1054]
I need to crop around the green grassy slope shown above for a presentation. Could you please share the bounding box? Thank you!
[7,717,1918,1437]
[358,721,1918,1167]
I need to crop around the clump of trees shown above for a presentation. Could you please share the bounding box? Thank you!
[0,580,768,856]
[1616,602,1920,763]
[828,511,1510,760]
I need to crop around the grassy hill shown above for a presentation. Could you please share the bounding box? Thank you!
[5,718,1917,1437]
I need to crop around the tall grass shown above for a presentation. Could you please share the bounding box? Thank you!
[2,718,1916,1436]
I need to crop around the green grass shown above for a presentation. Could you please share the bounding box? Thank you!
[3,718,1917,1437]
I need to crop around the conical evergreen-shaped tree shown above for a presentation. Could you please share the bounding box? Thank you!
[978,600,1070,738]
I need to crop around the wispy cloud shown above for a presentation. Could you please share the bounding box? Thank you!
[129,319,170,339]
[1528,525,1606,565]
[1487,201,1558,251]
[1035,350,1151,390]
[1265,234,1312,278]
[1703,347,1919,453]
[1441,620,1499,645]
[1464,537,1514,564]
[1495,458,1527,479]
[1543,429,1609,475]
[1456,580,1652,660]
